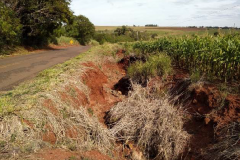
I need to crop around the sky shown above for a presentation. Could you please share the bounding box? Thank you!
[70,0,240,27]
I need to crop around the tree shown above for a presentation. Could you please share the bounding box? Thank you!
[66,15,95,45]
[2,0,73,46]
[0,1,22,51]
[114,26,133,36]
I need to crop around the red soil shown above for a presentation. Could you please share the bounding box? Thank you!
[66,126,79,139]
[30,149,112,160]
[81,60,125,123]
[30,51,126,159]
[43,99,59,116]
[23,119,34,129]
[168,73,240,160]
[211,94,240,129]
[82,62,109,106]
[59,86,89,109]
[42,124,57,145]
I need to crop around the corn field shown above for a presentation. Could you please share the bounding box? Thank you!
[133,35,240,82]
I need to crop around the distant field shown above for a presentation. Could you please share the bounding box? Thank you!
[95,26,240,37]
[95,26,204,31]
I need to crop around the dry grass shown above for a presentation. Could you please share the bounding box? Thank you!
[0,65,114,159]
[107,84,189,160]
[0,44,121,159]
[203,122,240,160]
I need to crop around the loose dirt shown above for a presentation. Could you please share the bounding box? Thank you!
[29,148,112,160]
[167,69,240,160]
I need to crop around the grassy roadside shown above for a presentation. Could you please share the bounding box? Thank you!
[0,43,122,159]
[0,43,120,116]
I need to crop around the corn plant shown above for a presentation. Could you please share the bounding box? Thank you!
[132,34,240,82]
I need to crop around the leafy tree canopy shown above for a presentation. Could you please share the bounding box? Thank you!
[0,1,22,49]
[2,0,73,45]
[66,15,95,45]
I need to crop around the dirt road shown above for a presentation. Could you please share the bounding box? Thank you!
[0,46,91,91]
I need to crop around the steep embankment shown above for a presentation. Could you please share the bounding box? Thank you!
[0,44,127,160]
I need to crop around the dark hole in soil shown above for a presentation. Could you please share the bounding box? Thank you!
[118,56,146,70]
[114,76,133,96]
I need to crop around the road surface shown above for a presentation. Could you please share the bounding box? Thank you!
[0,46,91,91]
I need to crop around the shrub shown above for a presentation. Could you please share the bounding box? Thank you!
[128,53,172,84]
[88,40,100,46]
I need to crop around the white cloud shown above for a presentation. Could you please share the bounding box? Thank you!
[70,0,240,27]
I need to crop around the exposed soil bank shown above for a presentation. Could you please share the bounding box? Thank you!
[117,56,240,160]
[27,53,239,160]
[167,71,240,160]
[27,50,127,160]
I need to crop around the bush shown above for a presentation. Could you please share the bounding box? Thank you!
[88,40,100,46]
[128,54,172,84]
[0,2,22,54]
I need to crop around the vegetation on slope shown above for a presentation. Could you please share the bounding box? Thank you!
[132,34,240,82]
[128,54,172,84]
[0,44,122,159]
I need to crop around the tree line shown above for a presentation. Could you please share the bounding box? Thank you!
[0,0,95,54]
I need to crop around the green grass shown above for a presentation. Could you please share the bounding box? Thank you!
[128,53,172,83]
[52,36,79,46]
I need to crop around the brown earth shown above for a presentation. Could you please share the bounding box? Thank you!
[29,148,112,160]
[163,69,240,160]
[43,99,59,116]
[81,60,125,123]
[42,124,57,145]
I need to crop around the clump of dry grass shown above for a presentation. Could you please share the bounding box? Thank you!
[107,84,189,160]
[203,122,240,160]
